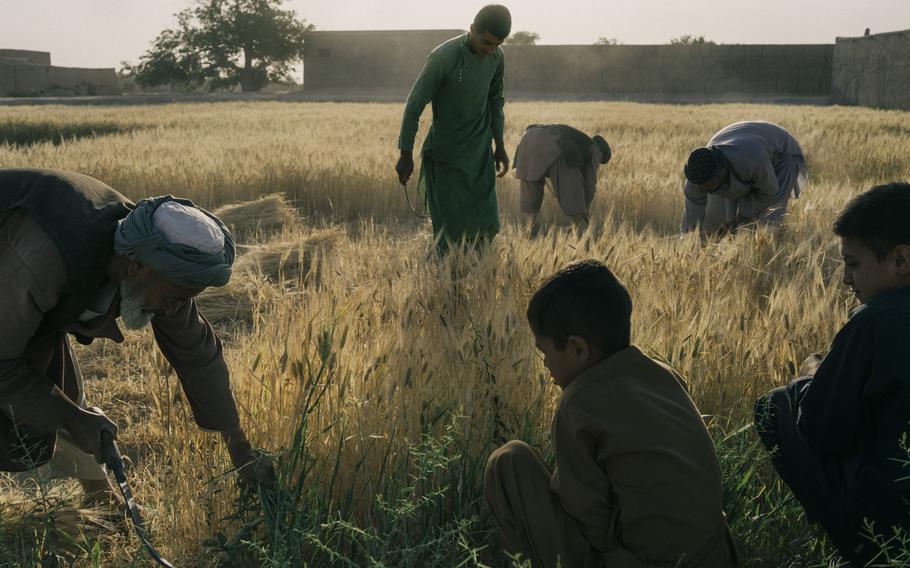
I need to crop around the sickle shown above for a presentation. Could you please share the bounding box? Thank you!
[402,182,430,219]
[100,430,176,568]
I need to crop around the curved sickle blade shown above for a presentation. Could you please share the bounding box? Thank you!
[403,182,430,219]
[101,431,176,568]
[113,474,176,568]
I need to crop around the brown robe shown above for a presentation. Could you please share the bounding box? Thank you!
[0,208,240,472]
[485,346,736,567]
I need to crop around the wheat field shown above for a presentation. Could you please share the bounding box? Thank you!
[1,101,909,567]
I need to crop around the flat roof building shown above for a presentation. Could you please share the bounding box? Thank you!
[0,48,121,97]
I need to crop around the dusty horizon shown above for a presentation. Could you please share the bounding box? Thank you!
[2,0,908,70]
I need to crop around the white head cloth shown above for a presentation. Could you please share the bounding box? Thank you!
[152,200,225,254]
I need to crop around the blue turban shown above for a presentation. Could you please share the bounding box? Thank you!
[114,196,235,289]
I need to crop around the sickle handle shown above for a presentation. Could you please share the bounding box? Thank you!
[100,429,126,481]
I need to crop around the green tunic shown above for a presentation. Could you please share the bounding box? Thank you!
[398,34,505,253]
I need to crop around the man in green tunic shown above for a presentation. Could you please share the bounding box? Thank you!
[395,5,512,254]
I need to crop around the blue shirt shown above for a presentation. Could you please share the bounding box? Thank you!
[798,286,910,520]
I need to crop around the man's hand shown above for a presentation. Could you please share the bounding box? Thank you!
[237,450,276,487]
[395,151,414,186]
[494,145,510,178]
[222,428,276,488]
[65,406,117,465]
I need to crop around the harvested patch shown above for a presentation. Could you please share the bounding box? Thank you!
[0,481,117,563]
[0,119,142,148]
[213,194,298,242]
[234,228,341,284]
[198,228,342,325]
[197,273,275,326]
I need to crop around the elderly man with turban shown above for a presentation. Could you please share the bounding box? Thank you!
[513,124,612,236]
[681,121,808,234]
[0,168,273,506]
[395,4,512,255]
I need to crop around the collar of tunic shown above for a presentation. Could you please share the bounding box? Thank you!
[562,345,644,398]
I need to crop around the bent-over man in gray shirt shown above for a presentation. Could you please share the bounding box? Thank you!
[681,121,808,234]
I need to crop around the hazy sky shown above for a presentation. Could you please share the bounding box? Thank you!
[3,0,908,69]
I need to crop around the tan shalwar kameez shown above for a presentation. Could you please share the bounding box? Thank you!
[0,209,240,478]
[485,346,736,568]
[514,126,603,218]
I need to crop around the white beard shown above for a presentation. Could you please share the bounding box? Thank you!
[119,280,155,330]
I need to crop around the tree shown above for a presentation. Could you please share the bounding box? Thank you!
[133,26,207,90]
[133,0,313,92]
[117,61,141,93]
[595,37,620,45]
[504,31,540,45]
[668,35,715,45]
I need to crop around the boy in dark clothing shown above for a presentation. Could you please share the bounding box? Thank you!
[485,260,736,567]
[755,182,910,566]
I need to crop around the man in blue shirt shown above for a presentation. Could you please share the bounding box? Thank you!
[755,182,910,565]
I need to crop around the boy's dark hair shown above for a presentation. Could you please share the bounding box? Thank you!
[474,5,512,40]
[527,259,632,355]
[833,182,910,259]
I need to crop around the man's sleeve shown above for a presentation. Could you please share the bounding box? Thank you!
[398,51,447,152]
[151,299,240,432]
[488,52,505,142]
[749,155,781,211]
[797,315,872,455]
[552,406,612,552]
[862,313,908,404]
[583,161,599,202]
[681,181,706,232]
[0,215,80,435]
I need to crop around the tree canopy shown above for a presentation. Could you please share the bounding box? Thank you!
[504,31,540,46]
[131,0,313,91]
[668,35,715,45]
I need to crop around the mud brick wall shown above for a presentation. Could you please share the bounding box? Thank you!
[0,49,51,65]
[302,31,833,100]
[502,44,833,97]
[832,30,910,110]
[303,29,466,94]
[0,63,121,96]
